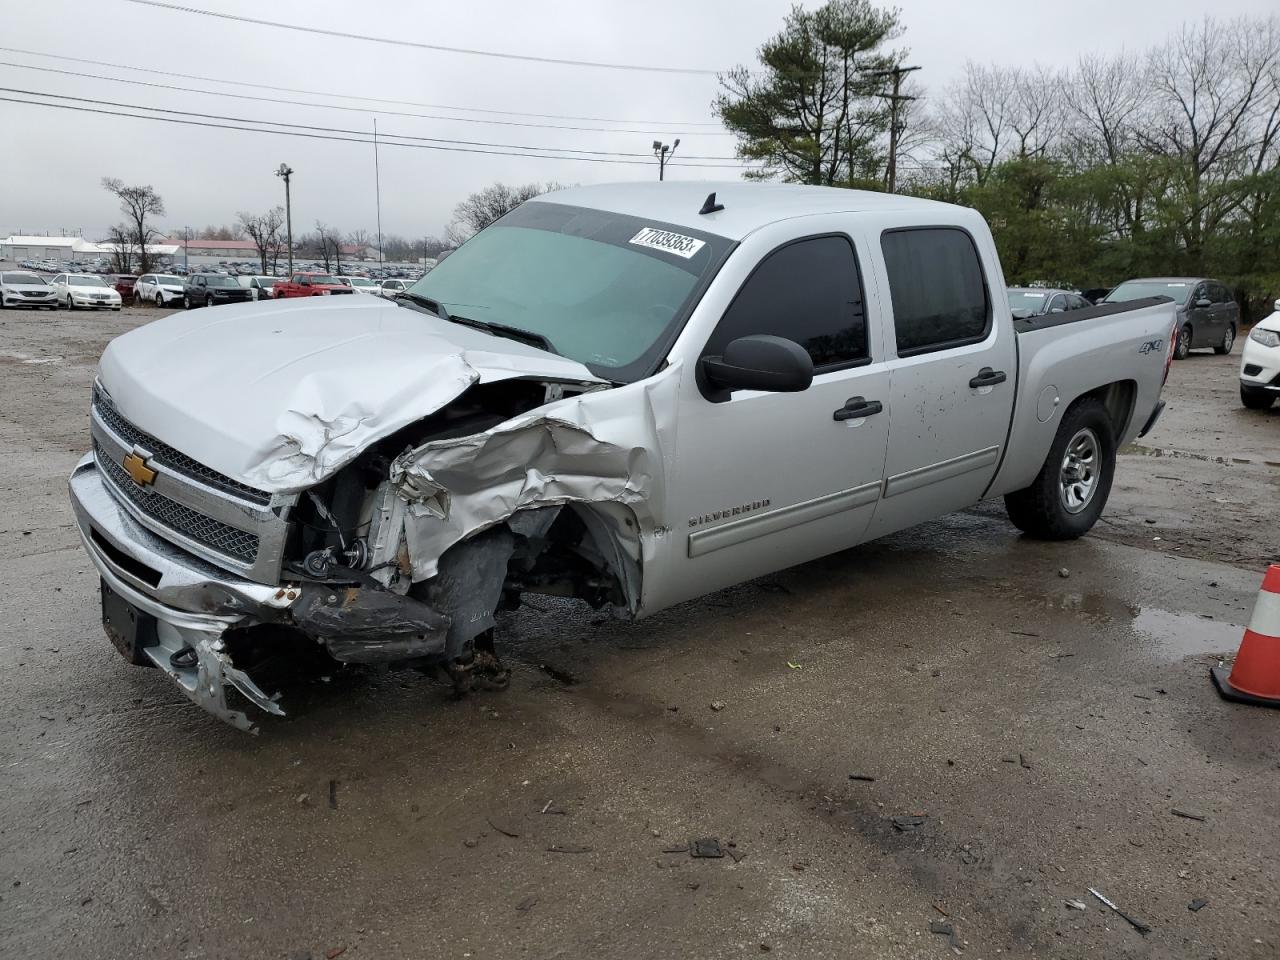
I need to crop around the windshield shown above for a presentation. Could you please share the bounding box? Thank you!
[155,275,181,285]
[1007,290,1049,313]
[405,201,732,380]
[206,275,240,288]
[1105,280,1192,305]
[70,275,108,287]
[3,273,44,285]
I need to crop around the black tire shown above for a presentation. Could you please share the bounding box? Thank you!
[1174,323,1192,359]
[155,293,164,308]
[1241,385,1275,410]
[1214,324,1236,355]
[1004,397,1116,540]
[206,295,215,308]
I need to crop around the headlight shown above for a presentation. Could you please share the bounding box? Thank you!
[1249,327,1280,348]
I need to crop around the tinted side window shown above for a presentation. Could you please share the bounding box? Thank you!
[881,228,990,355]
[706,235,867,369]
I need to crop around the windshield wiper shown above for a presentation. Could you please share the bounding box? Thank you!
[446,315,559,355]
[397,291,451,320]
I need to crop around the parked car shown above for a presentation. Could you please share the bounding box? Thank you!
[0,271,57,310]
[237,276,280,301]
[273,273,354,298]
[376,278,408,298]
[68,181,1179,730]
[113,275,139,300]
[337,276,379,294]
[51,273,122,310]
[1007,287,1092,319]
[1240,298,1280,410]
[181,273,253,309]
[134,274,186,307]
[1104,277,1237,359]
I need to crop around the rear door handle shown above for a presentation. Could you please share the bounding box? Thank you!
[969,367,1007,388]
[833,396,883,421]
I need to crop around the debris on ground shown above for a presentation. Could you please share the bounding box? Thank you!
[487,818,520,838]
[1089,887,1151,935]
[662,845,690,854]
[1188,898,1209,912]
[328,780,338,810]
[1065,899,1087,910]
[1171,808,1206,822]
[891,815,927,832]
[786,662,802,670]
[297,794,311,807]
[710,700,726,712]
[691,838,724,858]
[848,774,876,782]
[929,919,962,952]
[324,947,346,960]
[546,844,592,854]
[516,896,538,912]
[1059,568,1071,578]
[1019,753,1031,770]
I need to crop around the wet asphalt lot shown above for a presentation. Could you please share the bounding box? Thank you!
[1,301,1278,959]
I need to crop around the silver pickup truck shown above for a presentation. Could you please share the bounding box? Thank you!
[69,182,1178,730]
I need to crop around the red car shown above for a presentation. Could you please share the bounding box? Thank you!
[113,275,138,299]
[272,273,355,299]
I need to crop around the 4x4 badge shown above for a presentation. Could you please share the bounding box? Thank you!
[122,451,157,487]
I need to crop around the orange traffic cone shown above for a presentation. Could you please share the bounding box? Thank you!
[1212,565,1280,708]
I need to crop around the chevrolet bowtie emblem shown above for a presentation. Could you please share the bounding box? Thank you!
[122,451,157,486]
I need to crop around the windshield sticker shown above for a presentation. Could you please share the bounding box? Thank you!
[629,227,706,259]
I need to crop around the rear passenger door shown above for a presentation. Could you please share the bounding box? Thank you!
[864,226,1017,540]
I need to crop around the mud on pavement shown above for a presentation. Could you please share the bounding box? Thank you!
[2,306,1277,959]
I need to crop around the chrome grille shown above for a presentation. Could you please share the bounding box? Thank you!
[94,441,261,562]
[92,385,271,504]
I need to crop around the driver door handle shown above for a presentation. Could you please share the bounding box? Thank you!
[969,367,1007,388]
[833,396,883,421]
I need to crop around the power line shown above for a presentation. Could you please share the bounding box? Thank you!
[120,0,724,76]
[0,91,754,169]
[0,85,742,160]
[0,46,732,131]
[0,60,733,138]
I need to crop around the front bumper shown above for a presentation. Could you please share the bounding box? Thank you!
[73,295,121,308]
[1240,334,1280,391]
[69,454,296,730]
[2,293,56,307]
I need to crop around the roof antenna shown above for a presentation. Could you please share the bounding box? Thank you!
[698,191,725,215]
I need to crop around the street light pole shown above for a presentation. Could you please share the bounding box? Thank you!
[275,163,294,275]
[652,139,680,181]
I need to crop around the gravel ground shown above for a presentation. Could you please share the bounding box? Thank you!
[1,299,1277,960]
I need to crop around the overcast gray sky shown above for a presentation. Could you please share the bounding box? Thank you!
[0,0,1274,243]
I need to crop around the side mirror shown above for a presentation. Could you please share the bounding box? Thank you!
[701,335,814,395]
[1194,298,1212,308]
[1273,298,1279,313]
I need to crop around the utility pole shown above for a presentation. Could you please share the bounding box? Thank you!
[275,162,294,275]
[182,225,190,272]
[867,64,920,194]
[652,139,680,181]
[373,119,384,278]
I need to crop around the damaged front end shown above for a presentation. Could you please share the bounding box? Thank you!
[73,369,671,731]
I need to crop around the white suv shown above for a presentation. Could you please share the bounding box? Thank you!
[134,274,185,307]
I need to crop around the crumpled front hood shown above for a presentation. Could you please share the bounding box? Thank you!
[98,296,604,493]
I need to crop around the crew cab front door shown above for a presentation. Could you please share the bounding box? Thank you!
[658,229,891,607]
[864,225,1017,540]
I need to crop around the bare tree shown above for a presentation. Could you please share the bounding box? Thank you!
[101,178,165,273]
[445,182,557,246]
[313,222,337,273]
[238,207,285,275]
[347,228,371,254]
[106,224,135,273]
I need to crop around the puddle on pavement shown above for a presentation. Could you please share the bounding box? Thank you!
[1131,607,1243,661]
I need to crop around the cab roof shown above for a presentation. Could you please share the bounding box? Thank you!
[536,181,961,241]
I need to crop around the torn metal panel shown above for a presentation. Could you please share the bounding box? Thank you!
[292,584,450,641]
[385,371,680,603]
[96,298,605,494]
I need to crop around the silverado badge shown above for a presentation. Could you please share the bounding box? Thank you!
[122,451,157,487]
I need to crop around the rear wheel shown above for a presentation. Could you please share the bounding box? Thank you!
[1214,324,1236,355]
[1241,384,1276,410]
[1174,323,1192,359]
[1004,397,1116,540]
[155,293,164,308]
[182,295,191,310]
